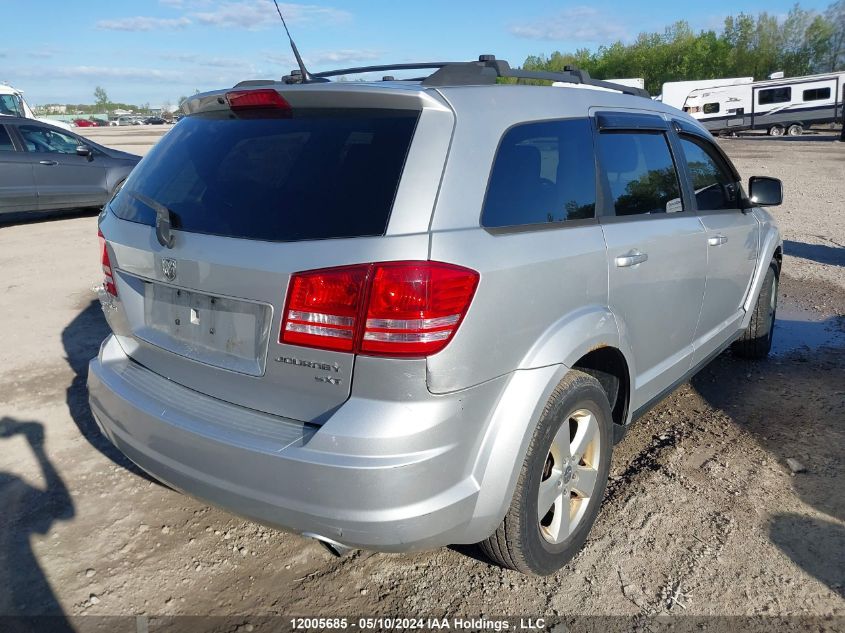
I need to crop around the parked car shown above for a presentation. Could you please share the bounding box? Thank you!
[115,116,144,126]
[73,118,98,127]
[0,117,140,214]
[88,57,783,576]
[144,116,166,125]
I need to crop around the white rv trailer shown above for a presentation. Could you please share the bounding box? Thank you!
[552,77,645,92]
[682,71,845,135]
[657,77,753,109]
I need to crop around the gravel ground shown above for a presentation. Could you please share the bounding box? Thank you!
[0,131,842,630]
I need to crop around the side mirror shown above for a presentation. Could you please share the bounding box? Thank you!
[748,176,782,206]
[76,145,94,161]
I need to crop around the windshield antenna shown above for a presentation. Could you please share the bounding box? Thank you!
[271,0,310,83]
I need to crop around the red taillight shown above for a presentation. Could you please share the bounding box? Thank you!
[280,261,479,357]
[226,89,291,111]
[361,262,479,356]
[98,229,117,296]
[281,265,368,352]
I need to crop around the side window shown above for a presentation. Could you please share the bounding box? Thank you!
[481,118,596,228]
[803,87,831,101]
[703,102,720,114]
[678,136,738,211]
[0,126,15,151]
[0,94,24,117]
[18,125,80,154]
[758,87,791,105]
[597,131,683,216]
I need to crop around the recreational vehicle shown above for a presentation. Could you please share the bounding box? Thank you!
[552,77,644,92]
[682,71,845,135]
[657,77,753,109]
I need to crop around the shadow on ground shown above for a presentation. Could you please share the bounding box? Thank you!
[721,132,842,143]
[61,299,157,483]
[784,240,845,267]
[0,208,99,227]
[0,417,75,630]
[691,295,845,598]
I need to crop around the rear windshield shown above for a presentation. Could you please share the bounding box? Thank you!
[110,109,419,241]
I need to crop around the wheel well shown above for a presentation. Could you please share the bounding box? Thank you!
[773,247,782,275]
[572,347,629,428]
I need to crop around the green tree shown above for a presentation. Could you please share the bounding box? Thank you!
[93,86,109,111]
[824,0,845,69]
[520,1,842,94]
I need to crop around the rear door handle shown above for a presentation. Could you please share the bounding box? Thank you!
[615,250,648,267]
[708,235,728,246]
[38,160,58,166]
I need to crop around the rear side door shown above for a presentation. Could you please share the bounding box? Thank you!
[594,112,707,413]
[17,123,107,210]
[0,124,37,213]
[673,125,758,363]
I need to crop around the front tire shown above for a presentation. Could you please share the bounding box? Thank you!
[479,370,613,575]
[732,263,778,359]
[769,125,785,137]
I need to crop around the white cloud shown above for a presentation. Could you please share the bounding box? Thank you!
[95,16,192,31]
[310,49,381,65]
[159,52,251,68]
[509,7,629,43]
[15,65,192,83]
[192,2,351,30]
[264,49,381,68]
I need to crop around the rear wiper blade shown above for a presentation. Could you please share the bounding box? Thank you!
[130,191,176,248]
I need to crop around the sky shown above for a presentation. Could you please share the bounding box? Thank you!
[0,0,832,107]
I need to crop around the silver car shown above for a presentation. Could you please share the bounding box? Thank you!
[88,57,783,575]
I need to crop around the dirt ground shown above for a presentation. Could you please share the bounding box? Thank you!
[0,130,843,630]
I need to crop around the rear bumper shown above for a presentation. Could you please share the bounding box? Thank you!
[87,335,506,551]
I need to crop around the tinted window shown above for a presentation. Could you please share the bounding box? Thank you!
[481,119,596,228]
[18,125,79,154]
[598,132,683,216]
[803,87,831,101]
[0,126,14,151]
[758,87,791,105]
[679,136,737,211]
[110,110,419,242]
[703,102,720,114]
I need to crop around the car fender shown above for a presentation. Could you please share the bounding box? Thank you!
[741,210,782,330]
[466,362,570,538]
[465,306,635,537]
[519,304,636,384]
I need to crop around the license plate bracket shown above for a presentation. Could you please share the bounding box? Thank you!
[139,282,271,376]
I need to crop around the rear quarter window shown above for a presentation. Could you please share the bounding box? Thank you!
[110,109,419,242]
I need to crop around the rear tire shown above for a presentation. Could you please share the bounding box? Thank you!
[479,370,613,576]
[769,125,785,137]
[732,263,778,359]
[787,124,804,137]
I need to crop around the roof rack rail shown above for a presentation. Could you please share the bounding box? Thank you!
[287,55,649,97]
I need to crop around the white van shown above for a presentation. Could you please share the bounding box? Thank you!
[0,83,74,131]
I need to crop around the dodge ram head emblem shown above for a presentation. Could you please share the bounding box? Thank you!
[161,258,177,282]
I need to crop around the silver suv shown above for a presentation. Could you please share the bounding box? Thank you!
[88,57,783,575]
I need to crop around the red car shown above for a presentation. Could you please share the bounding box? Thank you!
[73,119,97,127]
